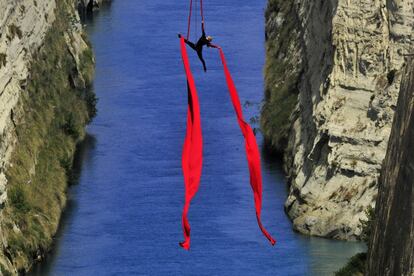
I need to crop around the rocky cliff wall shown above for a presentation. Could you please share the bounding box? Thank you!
[0,0,96,274]
[263,0,414,239]
[367,59,414,276]
[0,0,57,214]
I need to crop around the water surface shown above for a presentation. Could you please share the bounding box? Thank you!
[30,1,365,275]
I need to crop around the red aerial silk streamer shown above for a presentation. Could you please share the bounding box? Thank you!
[179,37,203,250]
[178,36,275,249]
[213,44,276,246]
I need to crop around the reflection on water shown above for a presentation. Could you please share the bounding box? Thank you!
[29,0,365,275]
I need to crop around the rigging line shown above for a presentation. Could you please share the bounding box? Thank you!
[200,0,204,26]
[186,0,193,40]
[195,0,198,40]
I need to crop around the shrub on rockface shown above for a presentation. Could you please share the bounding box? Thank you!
[360,206,375,245]
[335,253,367,276]
[261,0,302,153]
[8,186,30,214]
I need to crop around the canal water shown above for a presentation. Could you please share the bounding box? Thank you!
[29,0,365,275]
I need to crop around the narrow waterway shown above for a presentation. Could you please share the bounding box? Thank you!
[29,0,365,275]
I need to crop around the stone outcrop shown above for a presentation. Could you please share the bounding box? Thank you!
[263,0,414,239]
[0,0,96,274]
[77,0,111,18]
[367,59,414,276]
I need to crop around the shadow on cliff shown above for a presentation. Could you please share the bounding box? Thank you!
[287,0,338,185]
[78,0,113,22]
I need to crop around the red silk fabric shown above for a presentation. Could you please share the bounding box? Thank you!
[179,37,203,250]
[215,46,276,246]
[179,37,275,249]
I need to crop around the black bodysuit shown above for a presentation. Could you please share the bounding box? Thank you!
[183,29,212,72]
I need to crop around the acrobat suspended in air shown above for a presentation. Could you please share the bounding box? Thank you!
[177,0,276,250]
[178,21,215,72]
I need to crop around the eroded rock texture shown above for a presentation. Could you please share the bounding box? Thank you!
[367,59,414,276]
[0,0,57,211]
[263,0,414,239]
[77,0,112,19]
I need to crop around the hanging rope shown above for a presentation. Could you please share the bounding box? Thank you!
[187,0,206,40]
[194,0,198,40]
[200,0,204,27]
[186,0,193,40]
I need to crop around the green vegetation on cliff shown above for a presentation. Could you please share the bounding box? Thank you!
[261,0,302,153]
[1,0,96,273]
[335,253,367,276]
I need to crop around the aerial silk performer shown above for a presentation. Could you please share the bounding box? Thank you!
[178,0,276,250]
[178,21,213,72]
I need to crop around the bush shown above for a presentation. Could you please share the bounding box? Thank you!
[62,113,81,138]
[360,206,376,245]
[85,89,98,120]
[8,186,30,214]
[335,253,367,276]
[79,47,95,87]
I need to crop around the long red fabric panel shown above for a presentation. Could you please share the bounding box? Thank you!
[215,46,276,246]
[179,37,203,250]
[178,36,275,249]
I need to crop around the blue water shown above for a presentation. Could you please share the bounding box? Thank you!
[29,0,365,275]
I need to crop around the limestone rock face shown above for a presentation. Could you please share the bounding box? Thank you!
[367,59,414,276]
[0,0,89,205]
[0,0,57,211]
[0,0,92,274]
[263,0,414,239]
